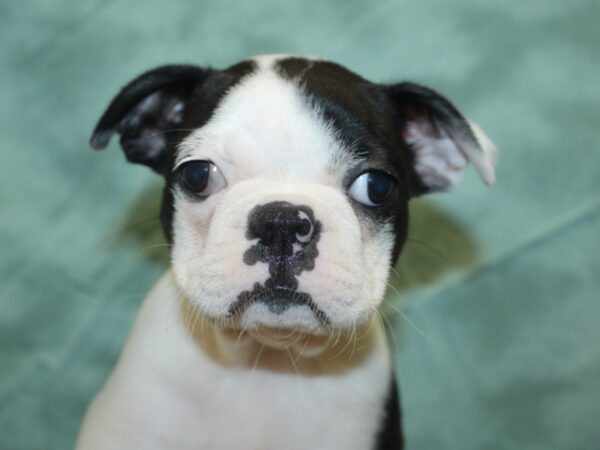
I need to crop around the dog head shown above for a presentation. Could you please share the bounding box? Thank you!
[91,55,496,336]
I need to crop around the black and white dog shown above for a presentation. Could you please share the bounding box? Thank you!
[76,55,495,450]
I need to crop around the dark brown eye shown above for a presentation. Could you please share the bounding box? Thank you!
[177,160,227,197]
[348,171,396,206]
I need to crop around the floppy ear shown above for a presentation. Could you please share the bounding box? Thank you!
[387,82,497,195]
[90,65,211,174]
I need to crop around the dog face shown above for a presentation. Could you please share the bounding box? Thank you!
[91,55,495,335]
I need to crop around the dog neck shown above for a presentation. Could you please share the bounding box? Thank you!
[178,293,382,375]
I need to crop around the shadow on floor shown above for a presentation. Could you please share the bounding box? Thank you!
[391,199,479,293]
[381,198,480,346]
[107,184,170,268]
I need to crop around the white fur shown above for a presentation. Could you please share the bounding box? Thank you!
[172,62,393,332]
[406,118,497,191]
[76,273,392,450]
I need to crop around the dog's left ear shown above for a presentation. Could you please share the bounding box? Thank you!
[386,82,497,196]
[90,65,211,174]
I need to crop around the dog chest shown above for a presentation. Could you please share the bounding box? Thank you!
[183,367,392,450]
[78,273,394,450]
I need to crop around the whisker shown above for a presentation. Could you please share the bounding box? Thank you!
[329,323,355,361]
[96,216,161,246]
[292,333,312,365]
[331,325,343,349]
[96,289,154,304]
[140,243,174,251]
[234,327,247,345]
[383,292,431,342]
[388,264,403,284]
[350,319,358,358]
[190,303,204,338]
[147,128,199,138]
[200,308,208,339]
[405,237,448,263]
[286,347,301,375]
[250,344,266,377]
[378,309,401,357]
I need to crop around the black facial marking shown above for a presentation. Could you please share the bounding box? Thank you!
[277,58,411,261]
[90,64,212,172]
[160,61,257,242]
[276,57,487,263]
[244,201,320,278]
[230,282,329,325]
[229,201,328,322]
[89,60,257,243]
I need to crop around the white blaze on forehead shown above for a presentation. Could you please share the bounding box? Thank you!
[177,64,356,182]
[251,53,322,70]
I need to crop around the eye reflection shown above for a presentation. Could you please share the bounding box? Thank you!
[177,160,227,197]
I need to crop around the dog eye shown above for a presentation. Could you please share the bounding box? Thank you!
[177,160,227,197]
[348,171,396,206]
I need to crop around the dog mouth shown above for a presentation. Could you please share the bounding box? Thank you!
[227,283,330,326]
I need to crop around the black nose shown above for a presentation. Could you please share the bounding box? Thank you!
[246,201,316,258]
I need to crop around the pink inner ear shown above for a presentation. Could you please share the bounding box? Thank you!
[405,121,467,191]
[405,120,497,192]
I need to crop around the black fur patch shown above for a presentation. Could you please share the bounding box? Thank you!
[229,201,329,324]
[374,378,404,450]
[276,57,412,261]
[90,60,257,242]
[275,56,484,261]
[229,282,329,325]
[160,61,257,242]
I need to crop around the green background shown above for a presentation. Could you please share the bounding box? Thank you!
[1,1,599,448]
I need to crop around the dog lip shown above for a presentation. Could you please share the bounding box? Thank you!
[261,287,298,315]
[269,286,297,298]
[227,284,331,326]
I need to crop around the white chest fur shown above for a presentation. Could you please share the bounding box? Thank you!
[76,273,393,450]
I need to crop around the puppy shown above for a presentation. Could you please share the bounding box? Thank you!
[76,55,496,450]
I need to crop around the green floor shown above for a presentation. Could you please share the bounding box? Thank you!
[1,1,599,448]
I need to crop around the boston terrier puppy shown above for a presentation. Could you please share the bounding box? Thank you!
[76,54,496,450]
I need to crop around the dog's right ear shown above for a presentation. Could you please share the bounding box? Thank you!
[385,82,497,196]
[90,65,211,174]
